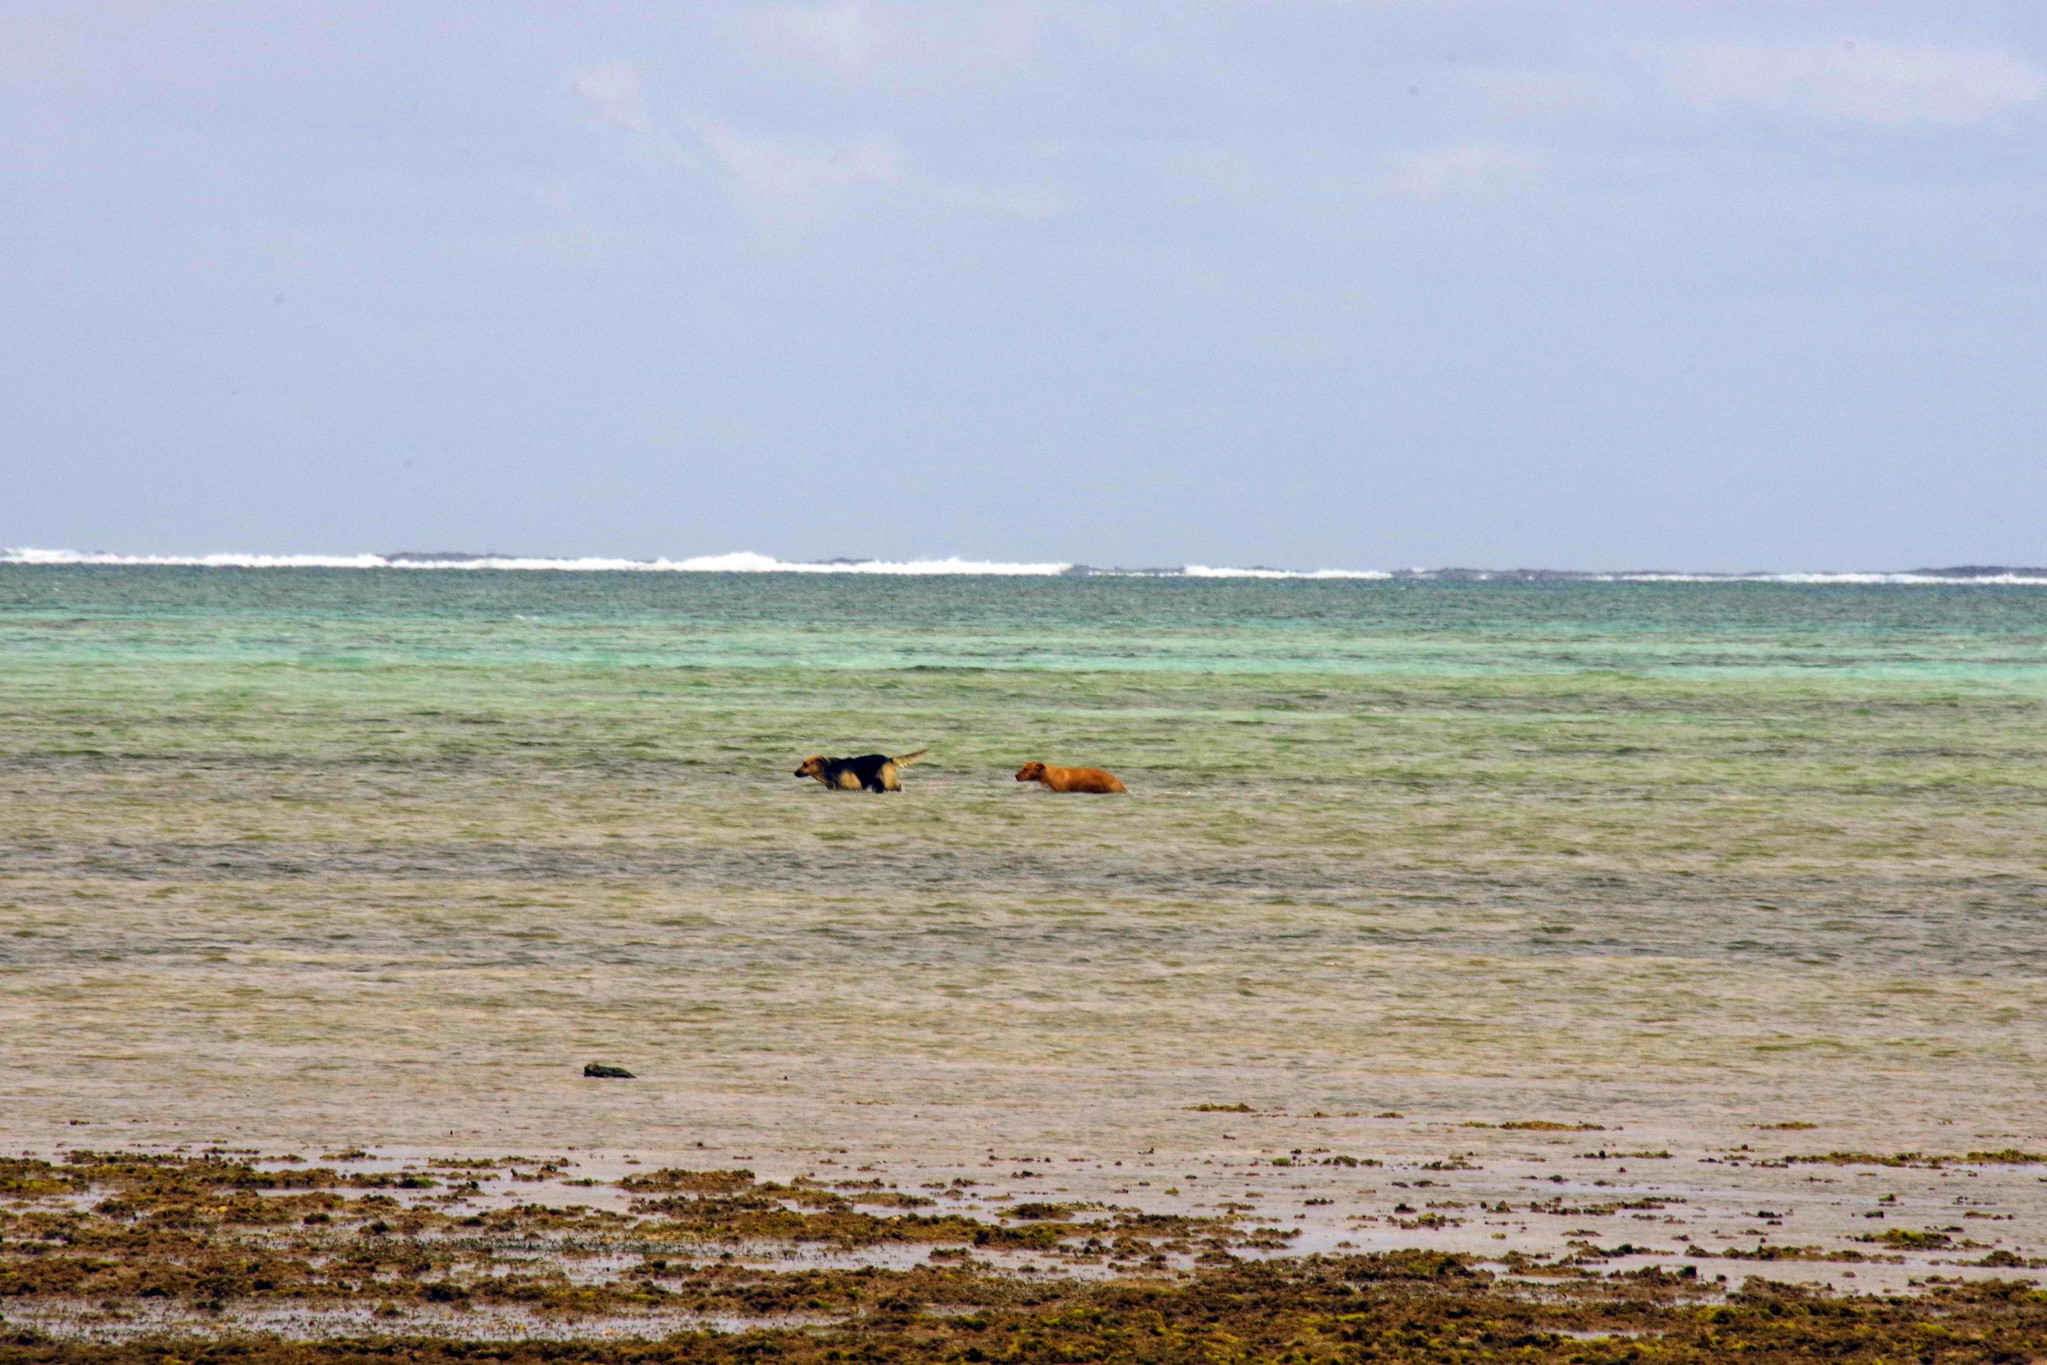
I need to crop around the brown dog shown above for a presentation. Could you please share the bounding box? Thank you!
[1015,761,1127,794]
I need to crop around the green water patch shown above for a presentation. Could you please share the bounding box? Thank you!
[4,567,2046,1156]
[6,567,2046,677]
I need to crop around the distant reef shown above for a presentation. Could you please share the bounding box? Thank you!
[5,548,2044,582]
[380,551,519,563]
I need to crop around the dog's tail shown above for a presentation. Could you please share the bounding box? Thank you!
[893,748,929,767]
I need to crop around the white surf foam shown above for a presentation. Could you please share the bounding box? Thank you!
[1599,571,2047,586]
[1,548,1073,576]
[1181,565,1394,580]
[5,549,2044,584]
[5,548,402,570]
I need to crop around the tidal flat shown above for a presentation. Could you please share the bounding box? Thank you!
[3,568,2045,1354]
[5,1150,2047,1363]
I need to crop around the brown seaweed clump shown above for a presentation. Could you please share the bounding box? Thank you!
[3,1153,2046,1362]
[5,1265,2047,1364]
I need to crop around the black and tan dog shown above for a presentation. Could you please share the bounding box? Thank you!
[793,748,927,793]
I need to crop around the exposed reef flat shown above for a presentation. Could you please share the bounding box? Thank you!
[3,1148,2044,1362]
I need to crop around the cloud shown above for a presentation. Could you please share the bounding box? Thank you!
[698,123,905,204]
[569,62,654,134]
[562,58,1064,229]
[695,121,1064,225]
[1379,142,1544,201]
[1667,41,2045,126]
[744,0,1044,90]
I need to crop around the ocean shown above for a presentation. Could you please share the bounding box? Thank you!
[3,564,2045,1282]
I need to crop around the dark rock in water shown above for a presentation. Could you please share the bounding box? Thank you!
[583,1063,635,1079]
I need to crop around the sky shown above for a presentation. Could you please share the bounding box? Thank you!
[2,1,2043,571]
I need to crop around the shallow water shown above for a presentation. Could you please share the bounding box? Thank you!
[3,569,2044,1187]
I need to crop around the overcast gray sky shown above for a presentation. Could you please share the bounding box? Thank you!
[3,1,2042,570]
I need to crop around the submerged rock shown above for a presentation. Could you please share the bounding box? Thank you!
[583,1062,635,1079]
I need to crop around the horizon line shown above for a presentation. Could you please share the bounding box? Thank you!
[5,547,2046,584]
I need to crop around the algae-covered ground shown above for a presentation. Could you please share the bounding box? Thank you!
[3,1150,2046,1362]
[2,568,2046,1355]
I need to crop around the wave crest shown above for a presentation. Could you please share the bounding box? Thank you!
[1,548,1073,575]
[5,548,2045,584]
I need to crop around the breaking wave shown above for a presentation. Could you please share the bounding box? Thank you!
[0,548,1071,575]
[1180,565,1392,580]
[1589,571,2047,586]
[4,548,2044,584]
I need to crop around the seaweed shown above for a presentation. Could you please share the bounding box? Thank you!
[3,1257,2045,1364]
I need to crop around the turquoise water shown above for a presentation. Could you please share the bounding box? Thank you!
[4,567,2044,676]
[2,566,2044,1172]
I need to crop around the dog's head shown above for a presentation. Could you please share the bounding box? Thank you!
[794,755,828,780]
[1014,761,1046,783]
